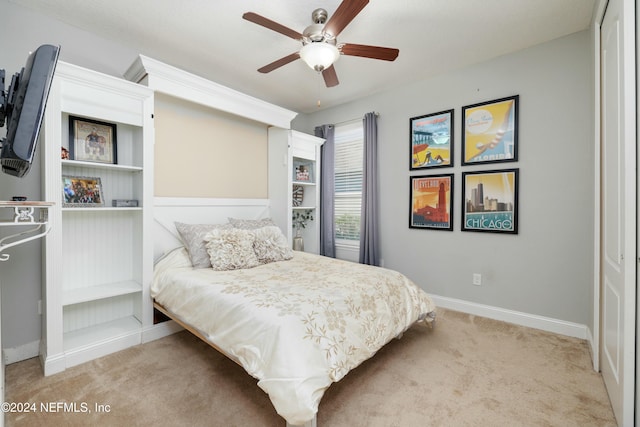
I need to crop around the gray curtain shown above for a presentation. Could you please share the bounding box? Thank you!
[315,125,335,257]
[359,112,379,266]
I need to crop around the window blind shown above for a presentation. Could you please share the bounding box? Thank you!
[334,122,363,243]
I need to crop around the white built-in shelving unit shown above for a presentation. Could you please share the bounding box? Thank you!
[268,129,324,254]
[36,56,299,376]
[40,61,157,375]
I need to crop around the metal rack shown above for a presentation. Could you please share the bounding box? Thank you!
[0,201,53,261]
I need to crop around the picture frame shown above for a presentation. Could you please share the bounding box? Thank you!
[62,175,105,207]
[409,174,454,231]
[293,159,314,183]
[69,116,117,164]
[410,109,454,169]
[461,168,519,234]
[461,95,518,165]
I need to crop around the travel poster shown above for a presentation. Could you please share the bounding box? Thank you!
[410,174,453,230]
[462,169,518,234]
[462,95,518,165]
[410,109,453,169]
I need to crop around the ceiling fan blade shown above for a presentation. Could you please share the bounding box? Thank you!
[322,66,339,87]
[341,43,399,61]
[243,12,303,40]
[323,0,369,38]
[257,52,300,73]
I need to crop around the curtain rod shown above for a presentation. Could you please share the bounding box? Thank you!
[332,112,379,127]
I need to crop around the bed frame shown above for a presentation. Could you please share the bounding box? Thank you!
[153,197,316,427]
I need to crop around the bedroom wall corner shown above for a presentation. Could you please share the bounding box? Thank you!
[294,30,594,328]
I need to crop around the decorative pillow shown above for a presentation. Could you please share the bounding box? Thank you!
[204,228,260,271]
[228,217,276,230]
[175,222,233,269]
[253,226,293,264]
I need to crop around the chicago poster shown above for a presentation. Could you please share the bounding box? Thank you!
[462,169,519,234]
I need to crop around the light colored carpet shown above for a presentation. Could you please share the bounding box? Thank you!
[5,308,616,426]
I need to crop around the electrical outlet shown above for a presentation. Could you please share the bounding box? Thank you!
[37,299,42,315]
[473,273,482,286]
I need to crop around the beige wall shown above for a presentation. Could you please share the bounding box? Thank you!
[154,93,269,198]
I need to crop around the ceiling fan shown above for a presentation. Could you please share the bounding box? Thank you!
[242,0,399,87]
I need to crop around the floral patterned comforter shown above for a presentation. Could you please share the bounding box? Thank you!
[151,248,436,425]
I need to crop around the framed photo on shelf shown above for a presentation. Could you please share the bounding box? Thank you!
[69,116,117,164]
[410,109,454,170]
[293,159,314,183]
[461,168,519,234]
[409,174,454,231]
[62,175,105,207]
[461,95,518,165]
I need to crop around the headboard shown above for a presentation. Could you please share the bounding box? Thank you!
[153,197,270,260]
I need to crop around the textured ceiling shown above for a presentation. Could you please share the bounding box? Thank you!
[10,0,595,113]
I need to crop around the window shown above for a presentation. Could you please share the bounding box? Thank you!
[334,121,363,247]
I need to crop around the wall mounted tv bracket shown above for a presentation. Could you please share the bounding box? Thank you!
[0,69,5,128]
[0,68,21,130]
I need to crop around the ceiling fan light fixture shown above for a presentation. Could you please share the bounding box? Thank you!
[299,42,340,72]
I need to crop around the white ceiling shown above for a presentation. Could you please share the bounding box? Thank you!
[11,0,595,114]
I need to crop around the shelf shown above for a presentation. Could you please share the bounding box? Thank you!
[62,207,142,212]
[292,181,316,186]
[64,316,141,351]
[0,221,48,226]
[63,281,142,306]
[0,201,54,207]
[0,202,52,225]
[292,206,316,210]
[62,159,142,172]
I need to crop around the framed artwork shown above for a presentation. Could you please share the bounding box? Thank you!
[293,159,314,183]
[62,175,105,207]
[69,116,117,164]
[461,168,519,234]
[409,174,454,231]
[410,109,454,169]
[461,95,518,165]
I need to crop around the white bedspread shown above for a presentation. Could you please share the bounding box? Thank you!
[151,248,436,425]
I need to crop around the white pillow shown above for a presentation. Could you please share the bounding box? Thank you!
[253,226,293,264]
[228,217,276,230]
[204,228,260,271]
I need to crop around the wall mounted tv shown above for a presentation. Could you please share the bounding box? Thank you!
[0,44,60,178]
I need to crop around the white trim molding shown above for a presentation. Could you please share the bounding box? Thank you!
[124,55,297,128]
[431,294,589,341]
[3,340,40,365]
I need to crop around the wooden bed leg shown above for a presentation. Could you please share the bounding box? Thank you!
[286,415,317,427]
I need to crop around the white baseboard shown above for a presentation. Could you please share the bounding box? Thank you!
[3,340,40,365]
[431,294,589,340]
[63,332,141,371]
[41,351,66,376]
[142,320,183,343]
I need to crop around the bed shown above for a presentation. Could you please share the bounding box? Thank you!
[151,198,436,426]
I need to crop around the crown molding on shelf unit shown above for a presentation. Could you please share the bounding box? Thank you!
[124,55,297,129]
[55,61,152,127]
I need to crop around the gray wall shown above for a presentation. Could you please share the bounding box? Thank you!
[294,30,594,326]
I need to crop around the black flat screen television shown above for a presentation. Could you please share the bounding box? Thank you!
[0,44,60,178]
